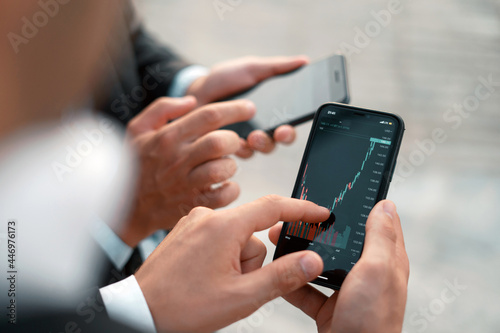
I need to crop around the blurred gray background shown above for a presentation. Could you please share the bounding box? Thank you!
[135,1,500,332]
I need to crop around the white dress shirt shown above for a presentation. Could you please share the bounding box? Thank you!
[100,275,156,333]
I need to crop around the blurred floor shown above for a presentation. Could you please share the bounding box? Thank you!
[136,1,500,332]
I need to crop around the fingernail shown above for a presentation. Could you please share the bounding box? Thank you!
[255,135,266,149]
[300,253,321,280]
[283,132,294,143]
[319,206,330,217]
[246,101,256,115]
[383,201,396,220]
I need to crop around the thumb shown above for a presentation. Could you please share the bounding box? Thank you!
[242,250,323,305]
[127,96,196,136]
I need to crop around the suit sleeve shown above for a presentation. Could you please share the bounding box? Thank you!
[131,26,192,106]
[2,289,140,332]
[95,1,194,124]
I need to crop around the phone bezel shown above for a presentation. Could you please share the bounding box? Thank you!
[272,102,405,290]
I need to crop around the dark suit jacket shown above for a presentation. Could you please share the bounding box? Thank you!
[1,291,140,333]
[95,2,191,125]
[91,2,190,286]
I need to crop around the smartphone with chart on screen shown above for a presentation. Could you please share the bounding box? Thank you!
[273,102,405,290]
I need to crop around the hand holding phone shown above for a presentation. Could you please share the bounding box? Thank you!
[269,200,409,333]
[273,103,405,290]
[223,54,350,138]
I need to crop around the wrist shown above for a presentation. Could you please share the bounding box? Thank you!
[185,75,209,105]
[169,65,210,99]
[135,263,169,332]
[116,219,143,248]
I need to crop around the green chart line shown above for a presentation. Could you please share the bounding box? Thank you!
[330,140,377,211]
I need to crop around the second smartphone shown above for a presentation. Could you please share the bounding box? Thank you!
[273,103,405,290]
[223,54,350,138]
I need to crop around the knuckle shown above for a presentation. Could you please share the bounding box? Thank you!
[261,194,282,205]
[380,222,397,243]
[156,129,177,150]
[224,158,238,176]
[205,134,227,155]
[208,159,236,183]
[196,210,225,233]
[234,99,254,115]
[154,96,173,107]
[243,56,259,69]
[189,206,213,216]
[176,215,189,227]
[273,260,303,294]
[367,217,397,244]
[257,240,267,257]
[199,106,222,126]
[400,252,410,280]
[404,263,410,282]
[177,206,216,231]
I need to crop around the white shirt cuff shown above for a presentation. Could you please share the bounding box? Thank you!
[100,275,156,333]
[168,65,209,97]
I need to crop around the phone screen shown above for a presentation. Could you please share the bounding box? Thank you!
[273,103,404,289]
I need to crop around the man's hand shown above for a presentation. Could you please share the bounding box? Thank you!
[121,96,256,247]
[186,56,309,156]
[268,200,410,333]
[135,195,330,333]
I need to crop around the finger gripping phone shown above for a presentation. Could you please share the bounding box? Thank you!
[273,103,405,290]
